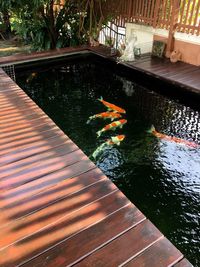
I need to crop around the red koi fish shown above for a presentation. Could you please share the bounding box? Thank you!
[97,119,127,137]
[87,112,122,124]
[148,125,199,148]
[98,97,126,114]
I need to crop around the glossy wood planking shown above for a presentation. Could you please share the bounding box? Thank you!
[0,164,101,226]
[22,204,145,267]
[0,190,128,267]
[0,149,84,191]
[0,134,75,167]
[123,237,183,267]
[0,139,78,176]
[174,258,194,267]
[0,162,97,208]
[0,179,117,249]
[74,220,163,267]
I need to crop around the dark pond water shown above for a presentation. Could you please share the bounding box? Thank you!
[16,55,200,266]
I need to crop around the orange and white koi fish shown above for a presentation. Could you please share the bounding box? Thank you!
[87,112,122,124]
[97,119,127,137]
[98,97,126,114]
[107,135,126,146]
[92,135,125,159]
[148,125,199,148]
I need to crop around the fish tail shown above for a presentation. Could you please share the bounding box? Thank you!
[98,96,103,102]
[96,130,102,137]
[92,143,107,159]
[147,125,155,134]
[86,115,94,124]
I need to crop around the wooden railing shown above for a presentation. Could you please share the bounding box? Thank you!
[177,0,200,35]
[111,0,200,36]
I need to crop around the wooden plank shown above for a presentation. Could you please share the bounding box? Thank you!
[0,105,39,118]
[0,126,63,151]
[0,134,74,167]
[0,179,117,248]
[0,116,54,134]
[0,148,83,191]
[123,237,183,267]
[0,123,67,155]
[0,123,58,145]
[0,165,102,227]
[0,97,32,108]
[0,101,37,114]
[175,70,200,84]
[0,140,78,180]
[0,189,128,267]
[22,204,145,267]
[174,258,194,267]
[0,162,97,208]
[74,220,162,267]
[0,112,46,125]
[0,138,76,175]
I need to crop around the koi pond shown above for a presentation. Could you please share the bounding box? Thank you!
[16,54,200,266]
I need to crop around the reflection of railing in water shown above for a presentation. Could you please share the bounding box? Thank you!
[120,77,200,143]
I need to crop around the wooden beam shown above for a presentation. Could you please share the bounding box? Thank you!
[166,0,180,57]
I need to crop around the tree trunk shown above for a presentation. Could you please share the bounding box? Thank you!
[2,11,11,39]
[48,0,58,49]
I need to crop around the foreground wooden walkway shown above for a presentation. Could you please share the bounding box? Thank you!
[0,53,193,266]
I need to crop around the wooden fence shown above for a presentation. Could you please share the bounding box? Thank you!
[112,0,200,36]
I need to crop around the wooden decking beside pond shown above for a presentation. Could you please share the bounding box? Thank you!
[0,51,194,266]
[90,46,200,96]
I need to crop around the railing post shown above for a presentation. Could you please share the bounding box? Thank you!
[166,0,180,57]
[153,0,161,28]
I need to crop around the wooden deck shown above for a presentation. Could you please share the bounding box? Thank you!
[90,46,200,96]
[0,49,194,266]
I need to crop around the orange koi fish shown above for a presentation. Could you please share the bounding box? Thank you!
[97,119,127,137]
[87,112,122,124]
[92,135,125,159]
[98,97,126,114]
[148,125,199,148]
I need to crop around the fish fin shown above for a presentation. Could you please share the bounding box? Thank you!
[147,125,155,134]
[98,96,103,102]
[86,118,91,124]
[86,115,94,124]
[96,130,101,137]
